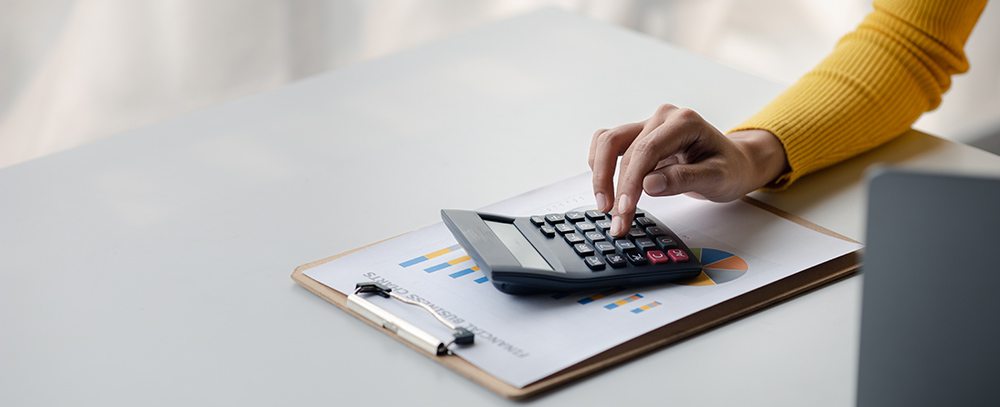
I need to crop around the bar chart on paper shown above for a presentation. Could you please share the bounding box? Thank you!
[399,244,490,284]
[553,289,667,315]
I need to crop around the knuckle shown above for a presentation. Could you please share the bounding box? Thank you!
[632,137,658,157]
[592,128,608,140]
[596,129,618,144]
[619,153,632,168]
[669,165,696,187]
[654,103,678,116]
[674,107,703,123]
[596,126,633,149]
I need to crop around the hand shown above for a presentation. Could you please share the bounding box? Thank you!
[588,104,788,237]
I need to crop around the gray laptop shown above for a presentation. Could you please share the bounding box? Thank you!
[858,169,1000,406]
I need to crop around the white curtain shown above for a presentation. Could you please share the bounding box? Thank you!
[1,0,995,168]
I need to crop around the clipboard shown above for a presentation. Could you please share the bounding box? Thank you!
[291,196,861,399]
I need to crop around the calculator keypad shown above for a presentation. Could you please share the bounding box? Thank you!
[573,243,595,256]
[647,250,669,264]
[555,223,575,234]
[529,209,693,274]
[667,249,690,262]
[584,256,606,270]
[594,241,616,254]
[635,237,656,251]
[584,231,606,244]
[615,239,637,252]
[565,211,586,223]
[605,253,627,268]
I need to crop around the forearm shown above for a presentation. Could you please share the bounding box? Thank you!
[732,0,987,188]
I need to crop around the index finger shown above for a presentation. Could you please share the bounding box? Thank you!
[612,114,694,236]
[589,122,644,213]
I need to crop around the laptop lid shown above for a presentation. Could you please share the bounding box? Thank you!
[858,169,1000,406]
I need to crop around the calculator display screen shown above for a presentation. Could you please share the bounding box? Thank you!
[484,221,554,271]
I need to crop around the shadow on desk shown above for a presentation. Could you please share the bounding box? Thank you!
[753,130,951,219]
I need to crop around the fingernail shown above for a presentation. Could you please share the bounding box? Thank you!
[645,173,667,194]
[611,215,625,236]
[595,192,609,212]
[617,193,631,213]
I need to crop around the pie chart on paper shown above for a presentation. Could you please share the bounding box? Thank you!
[679,248,749,286]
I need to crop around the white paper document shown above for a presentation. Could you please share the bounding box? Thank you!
[305,173,862,388]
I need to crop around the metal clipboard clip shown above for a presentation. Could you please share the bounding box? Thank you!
[346,282,474,356]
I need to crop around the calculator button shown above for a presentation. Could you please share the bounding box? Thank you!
[555,223,575,234]
[539,225,556,237]
[574,243,596,257]
[605,253,627,268]
[575,222,596,233]
[655,236,677,249]
[635,217,655,227]
[626,252,648,266]
[585,210,605,221]
[594,219,613,232]
[564,233,585,244]
[545,213,565,224]
[634,209,646,218]
[635,237,656,251]
[647,250,669,264]
[594,241,616,254]
[645,226,666,236]
[584,256,606,270]
[614,239,637,252]
[627,228,647,240]
[530,215,546,226]
[667,249,690,262]
[565,211,586,223]
[584,231,606,243]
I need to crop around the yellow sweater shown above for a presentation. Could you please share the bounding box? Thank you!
[733,0,988,188]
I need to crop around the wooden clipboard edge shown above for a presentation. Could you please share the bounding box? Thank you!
[291,197,862,399]
[740,196,860,243]
[516,250,859,399]
[291,236,528,398]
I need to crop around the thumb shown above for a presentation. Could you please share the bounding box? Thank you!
[642,163,722,199]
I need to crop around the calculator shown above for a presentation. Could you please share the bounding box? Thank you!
[440,208,702,294]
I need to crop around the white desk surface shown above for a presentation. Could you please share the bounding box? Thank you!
[3,9,1000,406]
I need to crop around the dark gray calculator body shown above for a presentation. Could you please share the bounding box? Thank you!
[441,208,702,294]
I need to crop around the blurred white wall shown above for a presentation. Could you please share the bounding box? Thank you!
[1,0,997,168]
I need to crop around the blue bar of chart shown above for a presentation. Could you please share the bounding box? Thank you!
[449,266,479,279]
[424,255,471,273]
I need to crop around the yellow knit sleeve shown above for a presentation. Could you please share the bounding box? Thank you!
[731,0,987,188]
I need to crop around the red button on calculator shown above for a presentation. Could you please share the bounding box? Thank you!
[667,249,689,262]
[647,250,670,264]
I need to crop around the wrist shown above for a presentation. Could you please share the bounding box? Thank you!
[727,129,789,190]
